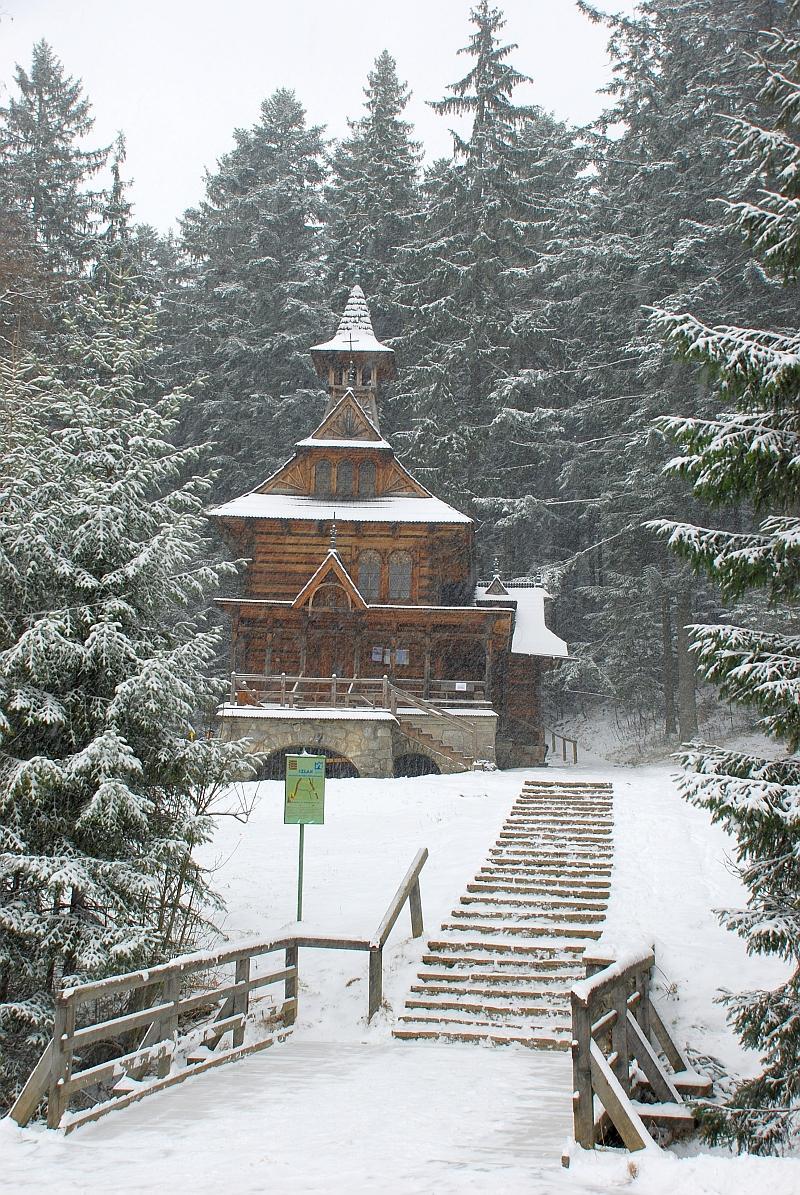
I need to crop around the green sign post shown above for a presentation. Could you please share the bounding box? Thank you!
[284,753,325,921]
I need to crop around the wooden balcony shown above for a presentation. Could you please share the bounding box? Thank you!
[228,672,491,712]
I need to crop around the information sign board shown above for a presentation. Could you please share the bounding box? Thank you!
[284,754,325,825]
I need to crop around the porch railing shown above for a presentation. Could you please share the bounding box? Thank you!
[228,672,490,711]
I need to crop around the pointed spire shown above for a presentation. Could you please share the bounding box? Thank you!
[336,285,376,340]
[330,516,337,553]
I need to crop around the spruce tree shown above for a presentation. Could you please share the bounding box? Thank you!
[651,7,800,1152]
[388,1,547,521]
[325,51,421,342]
[169,89,327,500]
[0,39,108,332]
[0,282,256,1107]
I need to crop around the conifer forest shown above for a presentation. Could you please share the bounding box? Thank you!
[1,0,799,1162]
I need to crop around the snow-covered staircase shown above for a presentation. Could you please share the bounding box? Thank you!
[393,779,613,1049]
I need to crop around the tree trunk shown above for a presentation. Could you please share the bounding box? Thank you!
[675,589,698,741]
[661,592,677,738]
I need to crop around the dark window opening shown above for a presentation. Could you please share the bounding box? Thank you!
[358,550,381,602]
[358,460,376,498]
[337,459,354,497]
[314,460,332,497]
[388,551,412,601]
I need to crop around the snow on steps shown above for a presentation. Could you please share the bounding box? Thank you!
[394,778,614,1050]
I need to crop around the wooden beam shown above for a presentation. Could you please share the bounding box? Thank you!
[589,1041,657,1153]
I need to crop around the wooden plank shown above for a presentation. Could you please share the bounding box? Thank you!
[589,1041,657,1152]
[46,997,70,1129]
[626,1011,682,1104]
[63,1032,290,1135]
[368,946,383,1021]
[8,1041,52,1127]
[648,997,692,1074]
[372,848,429,949]
[571,995,594,1148]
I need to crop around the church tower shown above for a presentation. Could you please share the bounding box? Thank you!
[309,284,396,429]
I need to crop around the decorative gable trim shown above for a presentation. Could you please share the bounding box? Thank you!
[308,390,384,443]
[291,550,368,610]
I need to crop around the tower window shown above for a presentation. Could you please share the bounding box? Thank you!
[337,460,354,497]
[361,365,372,385]
[358,460,376,498]
[388,551,412,601]
[334,367,344,386]
[314,460,332,497]
[358,550,381,602]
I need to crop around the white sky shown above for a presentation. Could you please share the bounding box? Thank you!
[0,0,635,232]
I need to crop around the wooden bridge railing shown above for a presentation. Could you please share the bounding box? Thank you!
[570,944,711,1154]
[10,848,428,1133]
[229,672,490,710]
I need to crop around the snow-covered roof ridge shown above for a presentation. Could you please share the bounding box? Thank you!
[474,583,568,659]
[310,285,394,356]
[209,492,473,525]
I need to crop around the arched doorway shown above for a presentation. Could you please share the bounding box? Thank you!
[258,745,360,780]
[393,753,441,778]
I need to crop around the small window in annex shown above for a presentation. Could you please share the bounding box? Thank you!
[314,460,332,497]
[358,550,381,602]
[388,551,412,601]
[337,459,355,497]
[358,460,376,498]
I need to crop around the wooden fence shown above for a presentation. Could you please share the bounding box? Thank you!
[10,848,428,1133]
[570,944,712,1153]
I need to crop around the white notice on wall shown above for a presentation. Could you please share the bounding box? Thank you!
[371,646,383,662]
[455,682,468,691]
[396,649,409,665]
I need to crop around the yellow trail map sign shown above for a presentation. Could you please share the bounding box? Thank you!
[284,754,325,825]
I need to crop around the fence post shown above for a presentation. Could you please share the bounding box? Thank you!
[382,674,389,708]
[232,957,250,1048]
[562,737,567,762]
[331,673,337,705]
[368,945,383,1020]
[47,991,73,1129]
[156,975,180,1077]
[409,879,424,939]
[280,672,286,707]
[573,739,578,765]
[230,671,236,703]
[611,986,629,1093]
[284,945,298,1026]
[571,994,594,1148]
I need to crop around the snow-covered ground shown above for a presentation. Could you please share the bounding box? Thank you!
[2,760,798,1193]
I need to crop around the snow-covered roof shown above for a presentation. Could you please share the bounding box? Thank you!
[209,492,473,525]
[475,584,568,658]
[218,705,396,722]
[295,436,392,450]
[310,285,394,356]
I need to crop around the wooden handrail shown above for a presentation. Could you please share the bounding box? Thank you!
[10,849,429,1131]
[570,944,709,1154]
[548,727,579,764]
[388,681,479,762]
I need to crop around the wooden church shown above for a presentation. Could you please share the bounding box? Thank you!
[209,286,567,777]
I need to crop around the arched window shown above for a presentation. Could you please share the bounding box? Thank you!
[314,460,332,497]
[337,459,354,497]
[310,582,351,610]
[358,550,381,602]
[358,460,376,498]
[388,551,412,601]
[334,366,344,386]
[361,365,372,385]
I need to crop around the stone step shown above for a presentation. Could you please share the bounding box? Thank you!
[415,968,580,985]
[488,848,613,862]
[460,894,607,912]
[468,881,610,900]
[410,982,571,1002]
[404,996,567,1017]
[420,953,582,973]
[479,864,612,879]
[426,939,586,957]
[397,1009,570,1033]
[453,902,606,923]
[392,1025,571,1050]
[497,832,612,845]
[440,920,602,940]
[477,868,611,886]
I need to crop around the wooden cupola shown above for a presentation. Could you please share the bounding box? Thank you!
[309,285,396,430]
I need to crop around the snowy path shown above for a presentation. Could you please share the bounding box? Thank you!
[0,1039,586,1194]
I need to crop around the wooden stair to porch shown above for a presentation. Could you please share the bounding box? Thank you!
[393,779,614,1048]
[395,715,475,771]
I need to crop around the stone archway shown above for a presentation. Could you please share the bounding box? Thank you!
[219,710,396,778]
[259,745,360,780]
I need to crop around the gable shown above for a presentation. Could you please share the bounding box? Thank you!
[291,551,368,610]
[308,390,384,443]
